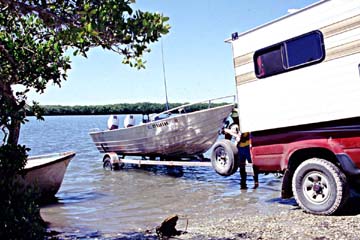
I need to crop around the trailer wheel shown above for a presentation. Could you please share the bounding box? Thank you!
[103,157,113,171]
[292,158,349,215]
[103,156,123,171]
[211,139,239,176]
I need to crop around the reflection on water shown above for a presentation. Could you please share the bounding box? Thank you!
[19,115,286,236]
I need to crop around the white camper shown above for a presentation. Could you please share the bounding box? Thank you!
[227,0,360,132]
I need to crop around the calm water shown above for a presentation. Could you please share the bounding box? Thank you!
[19,115,287,237]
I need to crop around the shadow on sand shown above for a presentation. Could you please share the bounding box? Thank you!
[267,188,360,216]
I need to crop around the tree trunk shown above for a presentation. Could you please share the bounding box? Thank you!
[7,118,21,145]
[1,82,22,145]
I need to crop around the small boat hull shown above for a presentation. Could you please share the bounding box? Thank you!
[90,104,234,158]
[22,151,75,200]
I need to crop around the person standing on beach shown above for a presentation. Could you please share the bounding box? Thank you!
[224,127,259,189]
[237,132,259,189]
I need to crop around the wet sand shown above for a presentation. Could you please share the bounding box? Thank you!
[50,187,360,240]
[96,199,360,240]
[182,203,360,240]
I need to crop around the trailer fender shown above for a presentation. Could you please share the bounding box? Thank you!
[102,152,124,170]
[103,152,120,164]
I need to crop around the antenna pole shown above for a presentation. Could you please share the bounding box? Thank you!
[161,39,170,111]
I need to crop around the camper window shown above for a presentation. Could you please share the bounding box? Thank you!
[283,31,324,68]
[255,46,284,77]
[254,30,325,78]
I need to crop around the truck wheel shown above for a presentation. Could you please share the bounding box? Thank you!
[211,139,239,176]
[292,158,349,215]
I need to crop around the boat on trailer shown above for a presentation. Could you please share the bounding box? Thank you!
[89,96,235,168]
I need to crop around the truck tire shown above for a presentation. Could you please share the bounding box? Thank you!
[211,139,239,176]
[292,158,349,215]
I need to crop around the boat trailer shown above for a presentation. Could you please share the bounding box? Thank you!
[102,152,212,170]
[101,151,254,176]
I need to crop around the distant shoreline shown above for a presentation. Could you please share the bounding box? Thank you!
[26,102,229,116]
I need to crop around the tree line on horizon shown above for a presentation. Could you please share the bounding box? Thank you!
[26,102,230,116]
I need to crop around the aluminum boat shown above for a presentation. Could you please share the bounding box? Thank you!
[89,97,235,158]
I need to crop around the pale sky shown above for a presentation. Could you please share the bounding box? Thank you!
[26,0,318,106]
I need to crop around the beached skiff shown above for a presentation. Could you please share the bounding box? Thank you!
[89,98,235,158]
[22,151,75,199]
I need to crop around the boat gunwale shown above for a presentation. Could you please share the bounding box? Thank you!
[24,152,76,171]
[154,95,235,117]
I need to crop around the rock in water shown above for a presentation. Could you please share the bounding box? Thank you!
[156,215,181,238]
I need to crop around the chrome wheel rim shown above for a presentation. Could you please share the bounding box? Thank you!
[215,147,229,167]
[302,171,330,204]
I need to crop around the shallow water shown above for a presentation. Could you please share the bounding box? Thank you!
[19,115,287,237]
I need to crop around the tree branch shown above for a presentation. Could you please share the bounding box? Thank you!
[0,41,19,83]
[0,0,80,28]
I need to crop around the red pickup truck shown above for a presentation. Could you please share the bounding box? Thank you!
[212,114,360,215]
[254,117,360,214]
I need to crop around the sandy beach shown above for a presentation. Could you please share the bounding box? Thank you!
[182,207,360,239]
[77,192,360,240]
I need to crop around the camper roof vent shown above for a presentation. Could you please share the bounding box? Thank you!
[231,32,239,41]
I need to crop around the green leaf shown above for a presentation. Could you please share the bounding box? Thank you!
[84,3,90,11]
[86,22,92,32]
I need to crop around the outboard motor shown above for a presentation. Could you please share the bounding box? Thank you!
[142,114,150,123]
[107,115,119,130]
[124,114,135,128]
